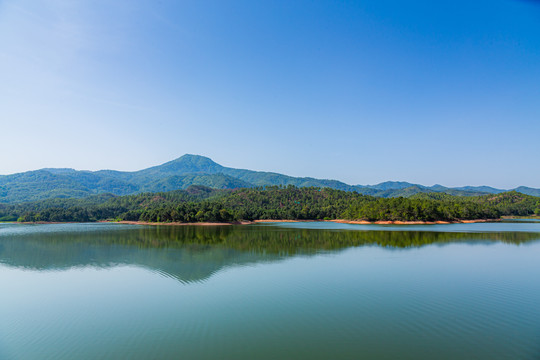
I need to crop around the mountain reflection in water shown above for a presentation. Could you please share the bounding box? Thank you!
[1,223,539,284]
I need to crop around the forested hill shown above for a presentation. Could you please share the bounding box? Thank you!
[1,154,539,203]
[1,186,538,223]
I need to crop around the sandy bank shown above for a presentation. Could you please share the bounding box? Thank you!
[330,219,499,225]
[104,219,500,226]
[104,220,253,226]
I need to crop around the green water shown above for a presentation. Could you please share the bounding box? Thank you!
[1,222,540,359]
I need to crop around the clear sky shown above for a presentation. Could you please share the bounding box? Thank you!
[1,0,539,189]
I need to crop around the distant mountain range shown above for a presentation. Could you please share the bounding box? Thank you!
[0,154,538,203]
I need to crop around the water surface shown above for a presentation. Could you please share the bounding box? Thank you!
[1,222,540,359]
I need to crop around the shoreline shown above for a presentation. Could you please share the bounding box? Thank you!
[103,218,501,226]
[501,215,539,219]
[330,219,500,225]
[3,218,503,226]
[100,220,253,226]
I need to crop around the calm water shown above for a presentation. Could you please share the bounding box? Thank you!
[1,222,540,360]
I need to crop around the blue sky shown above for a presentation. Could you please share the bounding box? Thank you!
[1,0,539,188]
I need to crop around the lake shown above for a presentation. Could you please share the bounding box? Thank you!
[1,221,540,359]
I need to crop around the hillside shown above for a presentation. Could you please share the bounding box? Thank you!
[2,186,539,223]
[1,154,539,203]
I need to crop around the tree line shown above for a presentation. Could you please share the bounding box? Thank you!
[0,185,539,223]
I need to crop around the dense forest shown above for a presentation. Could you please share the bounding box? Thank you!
[1,185,539,223]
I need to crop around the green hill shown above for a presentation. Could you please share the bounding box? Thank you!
[1,154,539,203]
[2,186,539,223]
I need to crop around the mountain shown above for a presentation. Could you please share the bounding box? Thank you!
[514,186,540,197]
[0,169,138,203]
[139,174,253,193]
[0,154,538,203]
[367,181,417,191]
[137,155,360,191]
[452,186,505,194]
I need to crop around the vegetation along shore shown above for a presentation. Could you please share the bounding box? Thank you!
[1,185,538,225]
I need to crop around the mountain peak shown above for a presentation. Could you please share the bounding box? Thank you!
[174,154,213,161]
[145,154,224,175]
[370,181,415,191]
